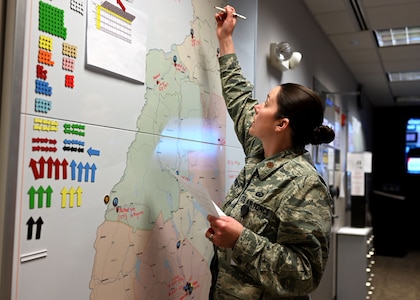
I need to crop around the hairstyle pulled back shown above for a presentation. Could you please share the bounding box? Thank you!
[276,83,335,146]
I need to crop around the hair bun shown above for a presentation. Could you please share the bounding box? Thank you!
[310,125,335,145]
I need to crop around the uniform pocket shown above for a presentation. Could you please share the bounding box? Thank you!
[240,200,279,242]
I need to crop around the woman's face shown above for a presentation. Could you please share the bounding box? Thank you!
[249,86,281,139]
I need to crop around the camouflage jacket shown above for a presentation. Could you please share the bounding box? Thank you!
[211,54,332,300]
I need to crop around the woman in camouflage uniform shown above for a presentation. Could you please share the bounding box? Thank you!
[206,5,336,300]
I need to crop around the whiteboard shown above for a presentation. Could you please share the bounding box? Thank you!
[3,0,256,299]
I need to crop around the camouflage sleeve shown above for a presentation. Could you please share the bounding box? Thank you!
[218,54,262,156]
[231,174,332,297]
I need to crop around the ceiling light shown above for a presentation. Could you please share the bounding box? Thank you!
[388,71,420,82]
[269,42,302,71]
[274,42,293,61]
[375,26,420,47]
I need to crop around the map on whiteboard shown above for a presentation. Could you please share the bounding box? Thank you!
[88,0,235,299]
[15,0,245,299]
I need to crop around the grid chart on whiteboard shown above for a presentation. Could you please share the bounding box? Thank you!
[95,1,136,43]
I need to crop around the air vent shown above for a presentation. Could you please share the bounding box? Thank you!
[349,0,368,31]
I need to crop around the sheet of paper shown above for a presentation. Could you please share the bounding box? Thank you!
[213,201,226,217]
[170,170,223,217]
[87,0,148,82]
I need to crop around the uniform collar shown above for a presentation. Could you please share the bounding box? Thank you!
[255,147,305,180]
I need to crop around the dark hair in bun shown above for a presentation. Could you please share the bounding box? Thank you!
[276,83,335,146]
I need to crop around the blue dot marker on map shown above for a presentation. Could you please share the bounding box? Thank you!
[183,282,193,294]
[112,197,119,207]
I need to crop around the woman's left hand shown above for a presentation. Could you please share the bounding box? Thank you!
[206,215,244,248]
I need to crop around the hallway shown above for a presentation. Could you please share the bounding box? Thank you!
[371,250,420,300]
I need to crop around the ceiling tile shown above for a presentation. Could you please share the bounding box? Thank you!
[340,48,381,64]
[349,62,383,75]
[303,0,350,14]
[383,60,420,72]
[363,0,420,6]
[365,3,420,29]
[315,11,359,34]
[391,81,420,97]
[329,31,377,50]
[379,45,420,61]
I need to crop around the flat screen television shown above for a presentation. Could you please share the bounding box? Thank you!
[405,118,420,174]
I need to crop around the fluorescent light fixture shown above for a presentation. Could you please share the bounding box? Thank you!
[388,71,420,82]
[375,26,420,47]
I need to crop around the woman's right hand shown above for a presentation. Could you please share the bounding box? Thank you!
[215,5,237,56]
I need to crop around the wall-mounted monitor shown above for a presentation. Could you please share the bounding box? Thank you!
[406,132,418,143]
[405,118,420,174]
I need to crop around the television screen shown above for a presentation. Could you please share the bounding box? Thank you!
[405,118,420,174]
[406,132,418,143]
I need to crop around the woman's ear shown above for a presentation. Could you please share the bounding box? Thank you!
[276,118,289,131]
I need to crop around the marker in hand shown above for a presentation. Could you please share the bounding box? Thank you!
[214,6,247,20]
